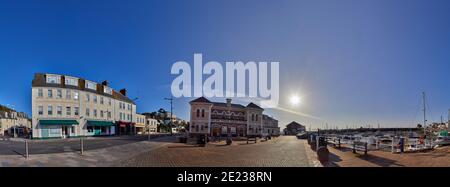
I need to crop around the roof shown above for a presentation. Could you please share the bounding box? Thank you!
[286,121,304,128]
[246,102,263,110]
[32,73,135,104]
[190,97,212,103]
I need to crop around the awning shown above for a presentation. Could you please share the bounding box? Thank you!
[87,120,115,127]
[39,120,79,126]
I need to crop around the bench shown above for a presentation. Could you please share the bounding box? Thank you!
[352,141,368,155]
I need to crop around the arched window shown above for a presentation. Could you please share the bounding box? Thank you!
[196,109,200,117]
[201,109,205,117]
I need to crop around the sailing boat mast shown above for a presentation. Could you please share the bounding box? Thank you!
[422,92,427,129]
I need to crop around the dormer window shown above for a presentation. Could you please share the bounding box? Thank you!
[104,86,113,95]
[46,74,61,84]
[65,76,78,86]
[85,81,96,90]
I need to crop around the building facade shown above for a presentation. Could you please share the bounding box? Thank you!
[0,111,31,136]
[262,115,280,136]
[189,97,277,138]
[31,73,136,139]
[283,121,306,135]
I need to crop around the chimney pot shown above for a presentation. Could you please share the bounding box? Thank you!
[119,89,127,96]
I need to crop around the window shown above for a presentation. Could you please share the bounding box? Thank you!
[196,109,200,117]
[100,110,104,118]
[127,114,131,121]
[85,81,96,90]
[86,108,90,116]
[100,97,104,104]
[86,94,90,102]
[73,91,79,100]
[65,76,78,86]
[38,89,43,98]
[71,126,75,134]
[104,86,112,95]
[93,95,97,103]
[38,106,43,115]
[74,107,79,116]
[119,102,122,109]
[128,104,131,110]
[57,106,62,115]
[46,74,61,84]
[251,114,254,121]
[108,98,111,106]
[66,107,71,116]
[66,90,71,99]
[57,89,62,99]
[93,109,97,117]
[201,109,205,117]
[47,89,53,98]
[107,111,111,118]
[48,106,53,116]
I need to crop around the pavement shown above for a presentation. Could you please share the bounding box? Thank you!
[0,134,169,155]
[0,135,317,167]
[120,136,314,167]
[323,145,450,167]
[0,136,176,167]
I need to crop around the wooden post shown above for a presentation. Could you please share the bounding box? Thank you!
[338,138,341,148]
[364,142,368,155]
[353,142,356,153]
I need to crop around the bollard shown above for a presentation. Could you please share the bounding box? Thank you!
[338,138,341,148]
[352,143,356,153]
[391,137,395,153]
[80,138,84,156]
[316,136,320,152]
[25,139,29,159]
[364,142,368,155]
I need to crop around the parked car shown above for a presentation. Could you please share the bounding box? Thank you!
[296,132,308,139]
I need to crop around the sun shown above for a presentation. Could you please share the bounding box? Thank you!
[290,95,301,105]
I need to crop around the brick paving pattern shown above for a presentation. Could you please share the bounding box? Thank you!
[120,136,313,167]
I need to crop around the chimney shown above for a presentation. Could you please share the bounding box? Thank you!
[102,80,109,86]
[119,89,127,96]
[226,98,232,108]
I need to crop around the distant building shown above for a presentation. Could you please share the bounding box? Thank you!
[283,121,306,135]
[0,110,31,137]
[262,115,280,136]
[31,73,137,139]
[135,114,146,134]
[189,97,277,137]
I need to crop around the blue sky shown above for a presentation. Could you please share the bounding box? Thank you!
[0,0,449,129]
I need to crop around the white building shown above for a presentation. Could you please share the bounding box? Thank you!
[31,73,137,139]
[0,111,31,136]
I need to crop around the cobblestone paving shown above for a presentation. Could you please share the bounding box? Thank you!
[119,136,313,167]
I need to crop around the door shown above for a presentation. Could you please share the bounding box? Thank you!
[62,126,68,138]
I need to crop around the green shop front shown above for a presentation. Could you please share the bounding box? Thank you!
[86,120,115,136]
[38,119,79,139]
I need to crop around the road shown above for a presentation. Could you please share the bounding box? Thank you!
[0,135,168,155]
[120,136,313,167]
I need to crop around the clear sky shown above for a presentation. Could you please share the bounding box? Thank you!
[0,0,449,130]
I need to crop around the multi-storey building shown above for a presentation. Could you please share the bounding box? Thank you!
[189,97,277,138]
[0,111,31,136]
[31,73,136,139]
[146,118,158,133]
[262,115,280,136]
[135,113,146,134]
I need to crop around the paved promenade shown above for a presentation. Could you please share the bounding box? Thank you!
[0,136,317,167]
[120,136,315,167]
[324,146,450,167]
